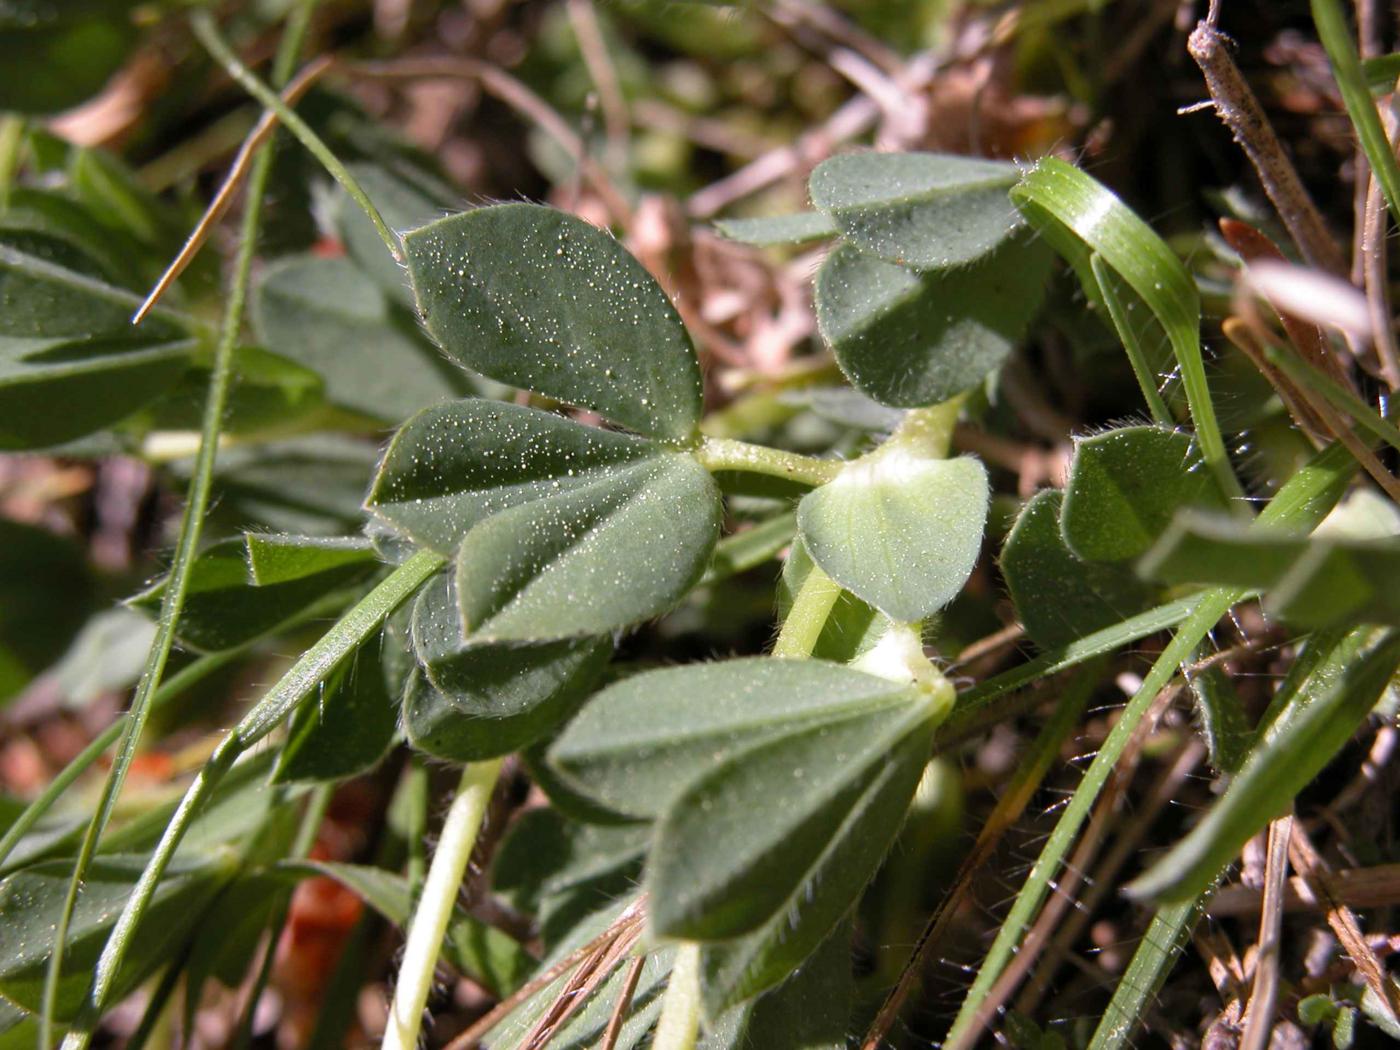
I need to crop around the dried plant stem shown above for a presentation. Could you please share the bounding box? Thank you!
[1188,19,1345,275]
[600,956,646,1050]
[565,0,629,171]
[383,760,504,1050]
[1238,813,1293,1050]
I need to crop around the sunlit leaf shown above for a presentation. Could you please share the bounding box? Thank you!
[809,152,1023,269]
[797,452,988,621]
[403,204,703,441]
[713,212,837,246]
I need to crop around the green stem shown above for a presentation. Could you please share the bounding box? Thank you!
[61,550,443,1050]
[381,759,504,1050]
[1313,0,1400,225]
[38,9,320,1042]
[190,11,403,262]
[1091,253,1174,425]
[883,397,964,459]
[695,436,843,487]
[652,943,702,1050]
[944,439,1356,1048]
[1087,898,1202,1050]
[0,115,25,211]
[772,563,843,659]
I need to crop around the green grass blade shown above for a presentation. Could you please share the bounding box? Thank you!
[1088,897,1203,1050]
[1264,344,1400,451]
[1012,158,1244,503]
[1090,252,1173,424]
[1313,0,1400,224]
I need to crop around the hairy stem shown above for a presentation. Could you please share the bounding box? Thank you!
[651,943,702,1050]
[382,759,504,1050]
[695,435,843,487]
[39,7,319,1043]
[772,563,843,659]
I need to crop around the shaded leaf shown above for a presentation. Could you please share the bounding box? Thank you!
[129,536,376,651]
[254,254,468,423]
[797,452,988,621]
[0,520,94,704]
[403,204,702,441]
[404,572,612,760]
[1000,490,1154,649]
[144,345,324,437]
[0,1,136,114]
[274,637,398,783]
[550,658,926,821]
[809,152,1022,269]
[1060,426,1224,562]
[815,234,1050,407]
[649,694,934,941]
[0,851,233,1018]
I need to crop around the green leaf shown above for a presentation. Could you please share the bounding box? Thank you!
[693,724,928,1012]
[1126,627,1400,902]
[1139,511,1400,629]
[0,241,183,342]
[454,449,720,641]
[701,918,851,1049]
[814,235,1050,408]
[0,2,136,114]
[0,852,233,1019]
[797,452,988,622]
[0,333,194,449]
[367,399,666,554]
[1000,490,1155,649]
[648,694,933,941]
[402,204,703,441]
[809,152,1023,269]
[128,536,376,651]
[276,860,532,995]
[273,636,398,783]
[144,345,325,437]
[1189,665,1250,775]
[253,254,469,423]
[404,573,612,759]
[0,520,95,704]
[1060,426,1225,562]
[244,533,376,586]
[550,658,926,821]
[1,188,149,290]
[713,211,837,246]
[1011,158,1239,500]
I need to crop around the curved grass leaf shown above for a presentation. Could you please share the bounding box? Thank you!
[797,452,988,621]
[453,449,720,641]
[1126,627,1400,902]
[648,697,933,942]
[0,851,233,1019]
[254,254,468,423]
[809,152,1022,269]
[403,204,703,442]
[367,399,665,554]
[1060,426,1225,562]
[713,211,837,246]
[404,572,612,759]
[814,234,1050,408]
[549,658,926,820]
[1139,511,1400,629]
[1000,489,1155,649]
[1012,159,1240,500]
